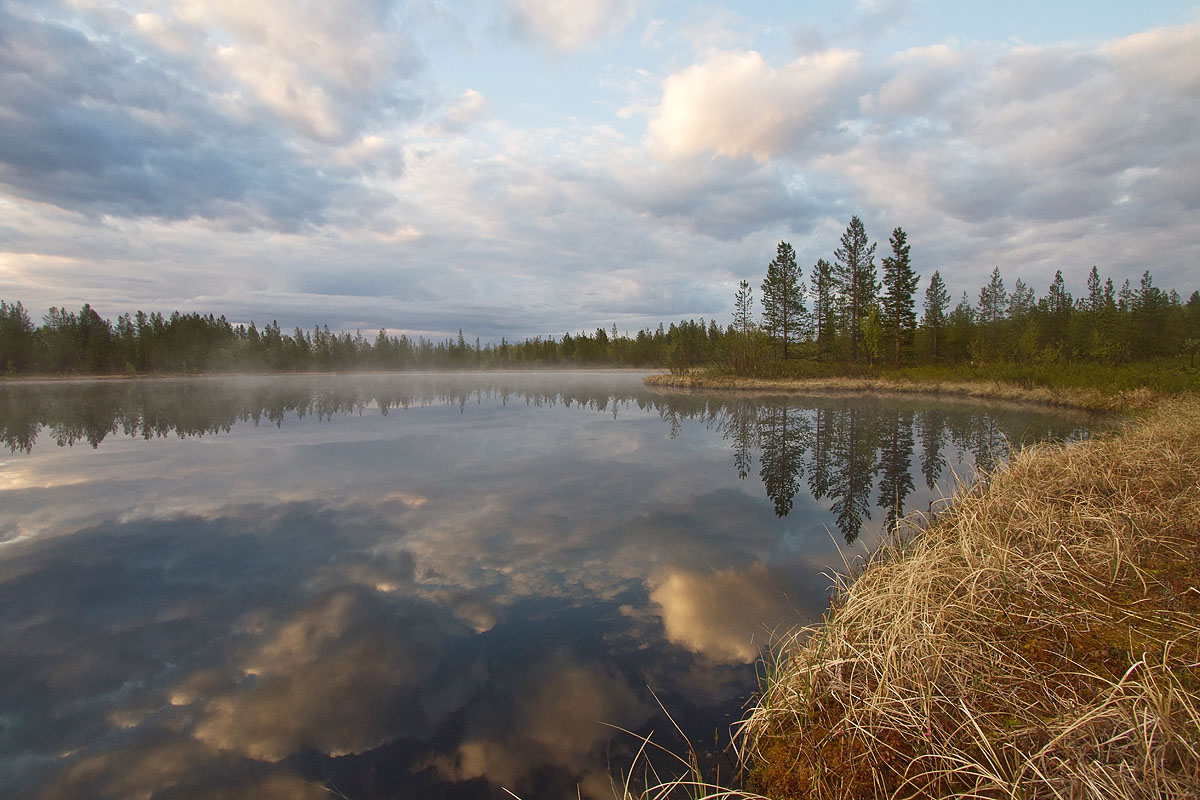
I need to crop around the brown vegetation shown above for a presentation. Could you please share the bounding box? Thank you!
[736,396,1200,799]
[643,373,1161,414]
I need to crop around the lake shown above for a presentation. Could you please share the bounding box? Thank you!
[0,372,1096,799]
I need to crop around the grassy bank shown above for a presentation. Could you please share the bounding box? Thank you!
[643,374,1164,414]
[735,396,1200,799]
[645,359,1200,414]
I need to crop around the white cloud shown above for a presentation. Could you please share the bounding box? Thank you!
[859,44,973,117]
[430,88,488,135]
[1103,23,1200,93]
[506,0,636,51]
[649,49,865,161]
[165,0,422,142]
[649,563,799,663]
[681,23,1200,294]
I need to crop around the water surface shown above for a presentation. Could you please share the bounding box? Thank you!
[0,372,1095,799]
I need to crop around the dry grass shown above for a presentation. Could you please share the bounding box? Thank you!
[642,374,1161,414]
[737,396,1200,799]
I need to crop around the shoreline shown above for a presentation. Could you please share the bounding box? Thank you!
[0,366,665,385]
[735,395,1200,799]
[643,373,1162,414]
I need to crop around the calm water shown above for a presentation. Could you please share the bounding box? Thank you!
[0,372,1095,799]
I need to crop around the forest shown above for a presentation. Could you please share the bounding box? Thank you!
[1,214,1197,377]
[733,216,1200,377]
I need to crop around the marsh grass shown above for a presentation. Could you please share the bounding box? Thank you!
[643,373,1163,413]
[737,396,1200,798]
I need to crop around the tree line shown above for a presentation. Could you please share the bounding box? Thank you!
[0,375,651,452]
[0,302,734,375]
[3,217,1198,376]
[730,215,1200,374]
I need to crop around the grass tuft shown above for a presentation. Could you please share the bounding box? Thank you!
[737,396,1200,799]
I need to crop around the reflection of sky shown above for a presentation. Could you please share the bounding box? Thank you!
[0,374,1095,799]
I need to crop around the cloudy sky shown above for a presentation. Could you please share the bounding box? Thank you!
[1,0,1197,341]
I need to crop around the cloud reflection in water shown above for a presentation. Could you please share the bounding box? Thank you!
[0,374,1096,798]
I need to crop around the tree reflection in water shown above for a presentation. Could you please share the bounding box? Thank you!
[661,392,1094,544]
[2,379,1095,547]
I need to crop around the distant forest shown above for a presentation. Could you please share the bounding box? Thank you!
[1,216,1198,376]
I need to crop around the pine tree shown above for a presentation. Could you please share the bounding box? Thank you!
[880,227,918,367]
[733,280,755,336]
[761,241,807,360]
[833,216,877,363]
[1082,265,1104,356]
[922,271,950,362]
[729,279,759,375]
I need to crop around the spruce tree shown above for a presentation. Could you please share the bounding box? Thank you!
[923,270,949,362]
[811,258,836,361]
[880,227,918,367]
[978,267,1007,326]
[1041,270,1073,350]
[833,215,877,363]
[977,267,1006,360]
[1008,278,1034,319]
[761,241,807,360]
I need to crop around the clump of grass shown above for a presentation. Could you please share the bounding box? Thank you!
[739,396,1200,799]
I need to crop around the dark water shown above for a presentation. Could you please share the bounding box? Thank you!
[0,372,1096,799]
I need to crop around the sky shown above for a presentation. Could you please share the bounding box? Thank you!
[0,0,1198,341]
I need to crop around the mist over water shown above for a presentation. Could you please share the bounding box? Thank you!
[0,372,1096,799]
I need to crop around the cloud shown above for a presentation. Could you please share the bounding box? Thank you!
[648,563,804,663]
[430,88,488,135]
[608,155,834,240]
[431,651,651,798]
[1,3,1197,341]
[858,44,973,117]
[639,23,1200,295]
[649,49,865,161]
[192,589,449,760]
[0,1,423,230]
[171,0,425,141]
[505,0,637,51]
[34,735,330,800]
[851,0,914,40]
[793,23,829,55]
